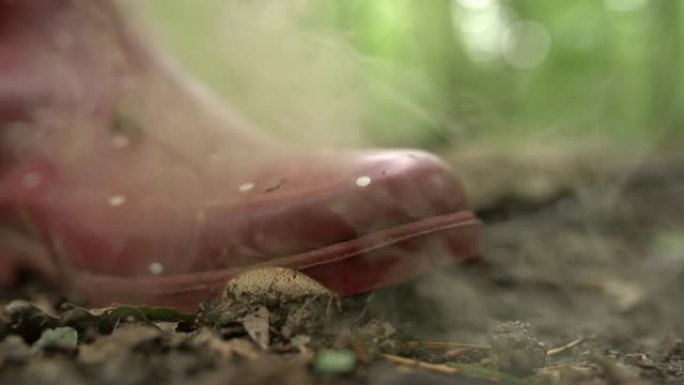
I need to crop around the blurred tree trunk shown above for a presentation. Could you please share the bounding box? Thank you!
[649,0,683,135]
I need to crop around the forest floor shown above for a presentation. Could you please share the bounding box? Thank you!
[1,142,683,385]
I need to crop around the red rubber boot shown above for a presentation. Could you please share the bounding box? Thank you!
[0,0,480,310]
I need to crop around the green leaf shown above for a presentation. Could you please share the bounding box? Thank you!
[32,327,78,351]
[313,350,356,375]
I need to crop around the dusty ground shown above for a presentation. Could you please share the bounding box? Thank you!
[1,145,683,385]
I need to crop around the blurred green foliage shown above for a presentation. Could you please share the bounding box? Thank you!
[144,0,683,146]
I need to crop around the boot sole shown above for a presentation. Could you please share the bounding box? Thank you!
[69,210,480,310]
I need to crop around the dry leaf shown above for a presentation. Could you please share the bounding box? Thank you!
[242,306,270,350]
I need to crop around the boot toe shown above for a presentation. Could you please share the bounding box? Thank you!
[216,149,470,261]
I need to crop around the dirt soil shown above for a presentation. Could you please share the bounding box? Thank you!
[1,147,683,385]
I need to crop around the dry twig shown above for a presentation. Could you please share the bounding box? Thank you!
[382,353,459,374]
[407,335,592,359]
[547,336,594,357]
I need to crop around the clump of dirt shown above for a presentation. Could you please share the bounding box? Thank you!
[199,267,342,349]
[487,321,546,376]
[221,267,336,306]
